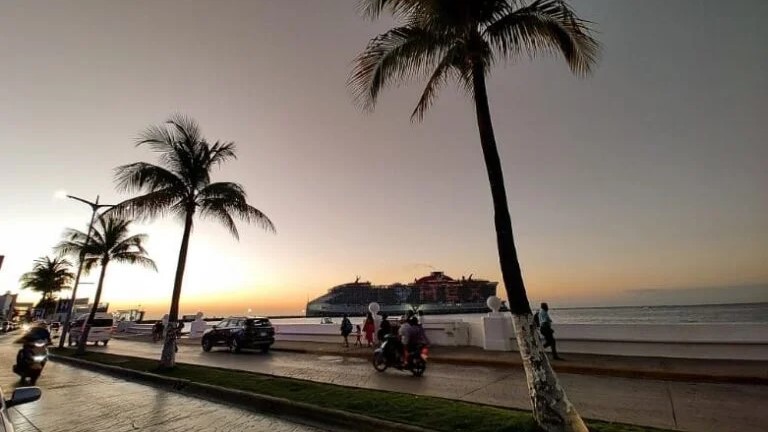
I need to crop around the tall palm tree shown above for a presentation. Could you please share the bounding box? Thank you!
[56,215,156,355]
[19,256,75,318]
[113,114,275,368]
[348,1,599,430]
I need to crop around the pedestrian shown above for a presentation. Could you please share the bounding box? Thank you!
[377,313,391,343]
[362,312,375,347]
[152,321,164,343]
[538,302,562,360]
[340,314,353,347]
[354,324,363,347]
[417,310,425,326]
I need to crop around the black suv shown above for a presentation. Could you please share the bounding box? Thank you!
[201,316,275,353]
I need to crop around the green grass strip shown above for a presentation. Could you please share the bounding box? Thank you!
[51,349,671,432]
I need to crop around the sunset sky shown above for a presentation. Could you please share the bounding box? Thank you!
[1,1,766,318]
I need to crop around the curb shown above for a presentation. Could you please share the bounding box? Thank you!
[49,354,436,432]
[270,347,768,385]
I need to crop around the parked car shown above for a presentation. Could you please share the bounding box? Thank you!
[201,316,275,353]
[68,313,114,346]
[0,387,41,432]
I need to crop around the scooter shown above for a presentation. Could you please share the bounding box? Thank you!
[13,340,48,385]
[372,335,428,377]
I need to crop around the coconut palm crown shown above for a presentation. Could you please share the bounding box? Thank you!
[350,0,598,121]
[56,215,156,354]
[19,256,75,316]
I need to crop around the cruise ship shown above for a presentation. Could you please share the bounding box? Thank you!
[305,271,500,317]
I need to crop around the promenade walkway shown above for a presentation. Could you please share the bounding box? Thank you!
[0,338,325,432]
[104,337,767,431]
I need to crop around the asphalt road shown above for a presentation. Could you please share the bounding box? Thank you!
[98,338,767,432]
[0,335,324,432]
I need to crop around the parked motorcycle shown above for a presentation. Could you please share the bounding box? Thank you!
[372,335,428,377]
[13,340,48,385]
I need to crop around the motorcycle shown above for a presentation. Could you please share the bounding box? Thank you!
[13,340,48,385]
[372,335,428,377]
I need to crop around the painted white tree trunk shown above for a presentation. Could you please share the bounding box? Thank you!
[512,314,589,432]
[159,322,177,368]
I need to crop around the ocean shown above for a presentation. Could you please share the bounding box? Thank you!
[266,302,768,325]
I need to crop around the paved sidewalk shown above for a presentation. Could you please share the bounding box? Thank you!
[115,333,766,384]
[0,337,325,432]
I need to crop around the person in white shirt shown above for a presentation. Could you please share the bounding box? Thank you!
[537,302,562,360]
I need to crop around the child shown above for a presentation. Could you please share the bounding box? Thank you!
[354,324,363,347]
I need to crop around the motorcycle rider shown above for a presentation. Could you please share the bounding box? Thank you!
[14,322,50,382]
[399,316,422,367]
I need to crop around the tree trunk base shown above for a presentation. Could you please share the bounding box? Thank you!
[159,323,177,369]
[512,314,589,432]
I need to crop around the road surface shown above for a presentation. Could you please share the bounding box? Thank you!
[98,338,767,432]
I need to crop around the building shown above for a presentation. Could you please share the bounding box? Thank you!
[14,302,33,321]
[51,298,109,322]
[0,291,17,321]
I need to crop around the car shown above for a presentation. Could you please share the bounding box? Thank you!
[0,387,41,432]
[68,313,114,346]
[201,316,275,353]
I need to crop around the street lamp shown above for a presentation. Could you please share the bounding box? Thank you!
[58,194,114,349]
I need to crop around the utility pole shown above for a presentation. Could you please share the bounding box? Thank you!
[58,195,114,349]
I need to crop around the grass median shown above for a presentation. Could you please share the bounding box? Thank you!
[51,348,671,432]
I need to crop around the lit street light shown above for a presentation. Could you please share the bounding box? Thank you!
[58,194,114,349]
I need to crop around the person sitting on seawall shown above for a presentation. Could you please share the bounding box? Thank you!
[537,302,563,360]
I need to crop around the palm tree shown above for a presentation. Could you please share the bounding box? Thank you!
[113,114,275,368]
[56,215,156,355]
[19,256,75,318]
[348,1,599,430]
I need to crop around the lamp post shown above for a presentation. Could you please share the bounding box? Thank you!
[58,195,114,349]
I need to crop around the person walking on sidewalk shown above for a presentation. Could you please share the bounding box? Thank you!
[340,314,353,347]
[538,303,563,360]
[362,312,375,347]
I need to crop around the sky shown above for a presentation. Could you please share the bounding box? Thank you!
[1,0,766,318]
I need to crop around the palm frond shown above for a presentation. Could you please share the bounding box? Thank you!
[357,0,434,22]
[114,162,186,194]
[166,114,202,151]
[207,141,238,168]
[349,26,450,110]
[111,253,157,271]
[484,0,599,76]
[411,45,464,121]
[198,182,276,238]
[200,204,240,239]
[111,189,186,222]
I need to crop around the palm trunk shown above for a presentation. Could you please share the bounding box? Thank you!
[76,259,108,355]
[472,64,588,432]
[160,209,194,369]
